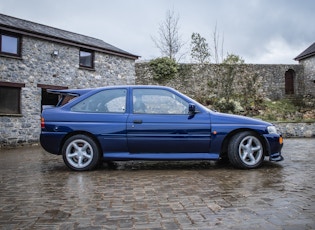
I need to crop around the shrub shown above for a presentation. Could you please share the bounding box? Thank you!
[149,57,178,83]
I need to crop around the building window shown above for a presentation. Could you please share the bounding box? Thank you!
[0,32,21,57]
[79,49,94,68]
[0,82,25,115]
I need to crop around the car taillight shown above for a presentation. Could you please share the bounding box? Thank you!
[41,117,45,128]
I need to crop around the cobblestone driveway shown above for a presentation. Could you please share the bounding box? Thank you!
[0,138,314,229]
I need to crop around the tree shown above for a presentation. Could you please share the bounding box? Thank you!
[190,33,211,64]
[212,22,224,63]
[152,9,185,61]
[223,53,245,64]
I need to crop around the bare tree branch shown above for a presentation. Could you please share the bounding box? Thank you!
[152,9,184,61]
[212,22,225,63]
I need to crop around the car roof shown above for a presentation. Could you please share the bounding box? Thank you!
[47,85,173,96]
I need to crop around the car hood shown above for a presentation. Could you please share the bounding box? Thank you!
[210,111,271,126]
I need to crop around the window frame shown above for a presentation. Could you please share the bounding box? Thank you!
[132,89,189,115]
[71,89,127,113]
[0,31,22,58]
[0,81,25,116]
[79,48,94,69]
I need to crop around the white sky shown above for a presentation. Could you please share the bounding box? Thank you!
[0,0,314,64]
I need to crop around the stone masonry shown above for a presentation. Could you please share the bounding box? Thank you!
[135,63,305,101]
[0,13,313,147]
[0,36,136,147]
[299,55,315,96]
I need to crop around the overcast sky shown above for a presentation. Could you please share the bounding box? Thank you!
[0,0,314,64]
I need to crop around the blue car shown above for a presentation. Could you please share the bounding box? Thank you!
[40,85,283,171]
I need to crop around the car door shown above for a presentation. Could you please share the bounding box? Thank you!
[127,88,211,153]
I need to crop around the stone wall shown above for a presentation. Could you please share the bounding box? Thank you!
[276,122,315,138]
[135,62,315,138]
[1,36,313,147]
[299,56,315,96]
[136,63,305,101]
[0,36,135,147]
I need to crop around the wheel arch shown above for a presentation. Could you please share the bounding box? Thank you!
[59,131,102,155]
[220,128,269,158]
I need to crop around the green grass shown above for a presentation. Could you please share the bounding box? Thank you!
[254,99,313,122]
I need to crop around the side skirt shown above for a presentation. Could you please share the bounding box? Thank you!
[103,152,220,161]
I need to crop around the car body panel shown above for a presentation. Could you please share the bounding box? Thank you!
[102,152,220,161]
[41,110,129,154]
[127,113,211,153]
[40,85,283,166]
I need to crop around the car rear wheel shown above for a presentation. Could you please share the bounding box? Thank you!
[228,132,264,169]
[62,135,100,171]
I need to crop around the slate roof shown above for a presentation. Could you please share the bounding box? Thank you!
[294,42,315,61]
[0,13,138,59]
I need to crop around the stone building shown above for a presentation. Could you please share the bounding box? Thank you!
[0,13,314,147]
[294,42,315,96]
[0,14,138,147]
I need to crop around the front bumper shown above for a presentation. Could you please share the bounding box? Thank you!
[264,134,284,162]
[269,152,284,161]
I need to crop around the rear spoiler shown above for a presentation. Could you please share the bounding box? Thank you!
[42,105,55,110]
[45,88,93,107]
[46,88,92,96]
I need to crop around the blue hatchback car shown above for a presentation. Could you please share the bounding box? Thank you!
[40,85,283,171]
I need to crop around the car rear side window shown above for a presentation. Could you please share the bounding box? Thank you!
[59,95,77,106]
[71,89,127,113]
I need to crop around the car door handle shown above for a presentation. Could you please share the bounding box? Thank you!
[133,119,143,124]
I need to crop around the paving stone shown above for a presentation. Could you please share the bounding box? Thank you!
[0,138,314,229]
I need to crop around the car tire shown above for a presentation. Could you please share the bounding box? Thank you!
[62,134,100,171]
[228,132,264,169]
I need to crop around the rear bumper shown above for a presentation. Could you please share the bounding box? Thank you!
[40,132,66,155]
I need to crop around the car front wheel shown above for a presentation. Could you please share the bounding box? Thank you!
[62,135,100,171]
[228,132,264,169]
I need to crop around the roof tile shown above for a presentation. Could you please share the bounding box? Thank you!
[294,42,315,61]
[0,13,138,59]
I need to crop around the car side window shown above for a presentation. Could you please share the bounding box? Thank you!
[133,89,189,114]
[71,89,127,113]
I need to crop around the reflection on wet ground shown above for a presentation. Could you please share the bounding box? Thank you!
[0,138,314,229]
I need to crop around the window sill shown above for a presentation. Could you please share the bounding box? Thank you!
[79,66,95,71]
[0,113,23,117]
[0,53,22,60]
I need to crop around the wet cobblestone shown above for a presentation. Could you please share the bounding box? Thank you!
[0,138,314,229]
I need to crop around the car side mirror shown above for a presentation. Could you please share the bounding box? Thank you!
[188,103,196,116]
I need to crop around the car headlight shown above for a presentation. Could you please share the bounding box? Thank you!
[267,125,278,134]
